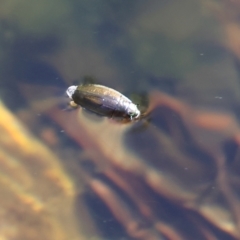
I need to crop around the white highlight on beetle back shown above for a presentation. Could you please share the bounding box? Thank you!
[66,85,77,99]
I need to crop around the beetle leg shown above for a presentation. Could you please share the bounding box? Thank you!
[69,100,78,108]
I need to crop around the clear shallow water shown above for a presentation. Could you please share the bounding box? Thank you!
[0,1,240,239]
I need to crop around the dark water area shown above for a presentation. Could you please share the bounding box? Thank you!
[0,0,240,239]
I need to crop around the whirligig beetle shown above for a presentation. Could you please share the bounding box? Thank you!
[66,84,141,120]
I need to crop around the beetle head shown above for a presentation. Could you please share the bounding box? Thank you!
[127,103,141,119]
[66,85,77,99]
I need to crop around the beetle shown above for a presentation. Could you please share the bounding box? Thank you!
[66,84,141,120]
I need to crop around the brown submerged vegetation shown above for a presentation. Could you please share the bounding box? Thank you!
[45,90,240,240]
